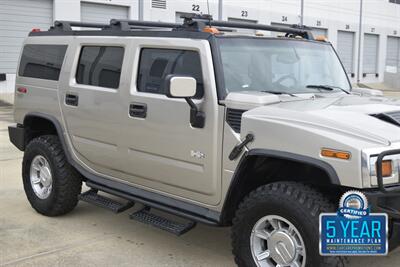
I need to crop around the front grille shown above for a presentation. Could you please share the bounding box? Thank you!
[152,0,167,9]
[372,111,400,127]
[226,108,246,133]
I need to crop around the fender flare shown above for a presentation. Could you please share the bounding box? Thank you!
[247,149,340,184]
[220,148,341,224]
[23,112,73,161]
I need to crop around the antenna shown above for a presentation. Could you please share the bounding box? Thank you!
[206,0,212,26]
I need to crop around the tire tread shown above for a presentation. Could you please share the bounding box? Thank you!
[23,135,82,216]
[231,182,347,267]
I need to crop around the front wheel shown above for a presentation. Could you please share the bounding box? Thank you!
[231,182,346,267]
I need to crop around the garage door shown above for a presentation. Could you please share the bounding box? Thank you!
[386,36,400,73]
[337,31,355,74]
[0,0,53,74]
[81,2,129,24]
[363,33,379,74]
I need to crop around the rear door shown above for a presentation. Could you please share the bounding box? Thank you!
[60,38,130,176]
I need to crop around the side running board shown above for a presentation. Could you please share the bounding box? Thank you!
[130,207,196,236]
[78,189,134,213]
[78,189,196,235]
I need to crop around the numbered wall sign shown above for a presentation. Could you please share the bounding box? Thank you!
[192,4,200,11]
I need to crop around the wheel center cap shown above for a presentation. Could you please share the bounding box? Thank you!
[40,168,52,187]
[268,231,296,265]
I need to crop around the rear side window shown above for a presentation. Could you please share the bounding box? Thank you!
[76,46,124,89]
[137,48,204,99]
[18,44,67,81]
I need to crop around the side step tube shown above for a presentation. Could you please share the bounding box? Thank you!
[79,189,196,235]
[79,189,134,213]
[130,207,196,236]
[85,181,219,225]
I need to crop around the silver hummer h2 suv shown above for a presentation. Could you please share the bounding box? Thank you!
[8,13,400,267]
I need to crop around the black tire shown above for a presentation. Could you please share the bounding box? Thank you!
[232,182,347,267]
[22,135,82,216]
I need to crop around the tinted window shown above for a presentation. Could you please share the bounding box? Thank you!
[137,49,204,98]
[218,38,350,94]
[76,46,124,89]
[18,45,67,81]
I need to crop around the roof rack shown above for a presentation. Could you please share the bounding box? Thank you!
[109,19,180,31]
[51,21,110,31]
[208,20,313,39]
[49,13,313,40]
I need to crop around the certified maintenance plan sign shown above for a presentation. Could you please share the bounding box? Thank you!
[320,191,388,255]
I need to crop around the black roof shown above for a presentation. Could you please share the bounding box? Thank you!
[29,13,314,40]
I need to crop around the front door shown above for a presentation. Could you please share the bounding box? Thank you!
[119,39,223,205]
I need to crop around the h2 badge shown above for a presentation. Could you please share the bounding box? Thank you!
[320,191,388,255]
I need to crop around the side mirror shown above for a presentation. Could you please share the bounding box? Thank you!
[166,75,196,98]
[165,75,205,128]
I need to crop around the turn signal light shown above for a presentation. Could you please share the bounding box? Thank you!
[31,28,41,32]
[379,160,393,177]
[321,149,351,160]
[203,26,220,34]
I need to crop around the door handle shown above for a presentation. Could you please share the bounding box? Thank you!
[129,103,147,118]
[65,93,79,106]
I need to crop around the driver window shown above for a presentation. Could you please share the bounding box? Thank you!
[137,48,204,99]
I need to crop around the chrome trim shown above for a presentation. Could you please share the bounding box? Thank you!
[362,143,400,188]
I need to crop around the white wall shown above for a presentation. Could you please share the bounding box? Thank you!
[54,0,138,21]
[143,0,218,22]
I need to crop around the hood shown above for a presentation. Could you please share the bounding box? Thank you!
[227,91,400,145]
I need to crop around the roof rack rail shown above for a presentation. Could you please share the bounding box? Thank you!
[172,12,313,38]
[110,14,233,33]
[110,19,180,31]
[208,21,313,39]
[51,21,110,31]
[48,13,313,40]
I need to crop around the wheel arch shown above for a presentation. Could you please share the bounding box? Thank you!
[219,149,341,226]
[22,113,69,156]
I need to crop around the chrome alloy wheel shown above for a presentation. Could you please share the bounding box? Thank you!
[250,215,306,267]
[29,155,53,199]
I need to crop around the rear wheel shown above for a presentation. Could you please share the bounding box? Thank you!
[231,182,346,267]
[22,135,82,216]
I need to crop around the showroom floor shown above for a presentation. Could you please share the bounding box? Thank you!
[0,103,399,267]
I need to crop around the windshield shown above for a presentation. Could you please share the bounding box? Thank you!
[217,38,351,96]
